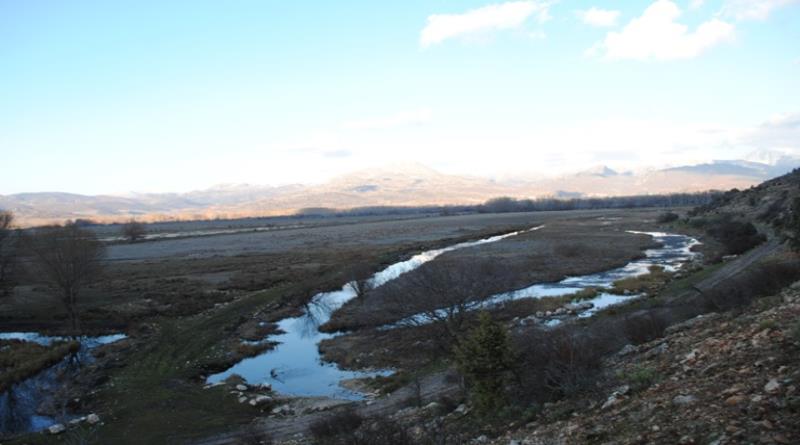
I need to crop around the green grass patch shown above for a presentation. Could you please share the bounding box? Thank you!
[758,319,779,331]
[79,284,295,444]
[570,287,600,301]
[619,365,660,392]
[611,266,671,294]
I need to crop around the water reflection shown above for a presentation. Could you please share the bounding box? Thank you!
[207,226,545,398]
[0,333,125,435]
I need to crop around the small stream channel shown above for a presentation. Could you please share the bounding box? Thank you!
[207,226,543,399]
[0,333,125,435]
[209,229,699,400]
[393,231,701,326]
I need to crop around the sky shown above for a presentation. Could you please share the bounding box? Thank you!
[1,0,799,195]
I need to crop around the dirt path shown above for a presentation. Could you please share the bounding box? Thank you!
[192,239,789,445]
[693,239,784,293]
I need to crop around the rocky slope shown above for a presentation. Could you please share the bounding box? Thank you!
[490,284,800,445]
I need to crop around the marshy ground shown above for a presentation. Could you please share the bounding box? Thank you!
[0,208,710,443]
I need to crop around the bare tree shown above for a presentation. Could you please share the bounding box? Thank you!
[0,211,16,297]
[345,263,375,302]
[121,219,146,243]
[379,258,514,346]
[23,223,106,334]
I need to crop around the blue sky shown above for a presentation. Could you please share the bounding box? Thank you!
[1,0,799,194]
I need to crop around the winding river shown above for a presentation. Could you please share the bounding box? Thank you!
[207,226,543,399]
[208,229,699,400]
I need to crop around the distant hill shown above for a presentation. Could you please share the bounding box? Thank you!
[1,158,798,227]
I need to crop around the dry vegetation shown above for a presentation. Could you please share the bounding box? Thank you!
[0,339,79,393]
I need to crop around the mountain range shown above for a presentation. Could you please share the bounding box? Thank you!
[2,154,798,227]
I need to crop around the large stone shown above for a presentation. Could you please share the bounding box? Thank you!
[235,384,248,392]
[602,394,622,410]
[86,413,100,425]
[249,395,273,407]
[48,424,66,434]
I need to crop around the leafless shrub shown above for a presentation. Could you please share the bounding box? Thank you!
[378,258,516,347]
[235,423,273,445]
[62,426,99,445]
[513,326,607,403]
[0,210,16,297]
[357,417,414,445]
[345,263,375,302]
[705,214,766,255]
[697,260,800,312]
[121,219,147,243]
[621,310,671,345]
[310,408,363,445]
[657,212,680,223]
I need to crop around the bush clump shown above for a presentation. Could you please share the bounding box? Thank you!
[704,215,765,255]
[657,212,680,223]
[454,311,515,414]
[309,409,413,445]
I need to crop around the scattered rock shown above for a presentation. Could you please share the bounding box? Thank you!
[235,384,248,392]
[255,382,272,391]
[602,394,622,410]
[672,394,697,406]
[764,379,781,394]
[724,395,746,406]
[271,404,292,415]
[249,395,272,407]
[644,342,669,358]
[564,302,593,312]
[618,344,637,356]
[48,424,66,434]
[86,413,100,425]
[424,401,441,411]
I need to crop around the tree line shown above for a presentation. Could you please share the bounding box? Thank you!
[293,191,721,218]
[478,192,720,214]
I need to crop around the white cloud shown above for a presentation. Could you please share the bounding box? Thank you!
[420,1,552,47]
[720,0,799,21]
[588,0,734,61]
[740,112,800,151]
[576,7,621,27]
[690,0,705,9]
[342,109,433,130]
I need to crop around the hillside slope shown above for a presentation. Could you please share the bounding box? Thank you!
[492,284,800,445]
[3,161,796,227]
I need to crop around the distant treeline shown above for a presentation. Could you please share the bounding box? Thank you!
[295,191,722,218]
[478,192,721,213]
